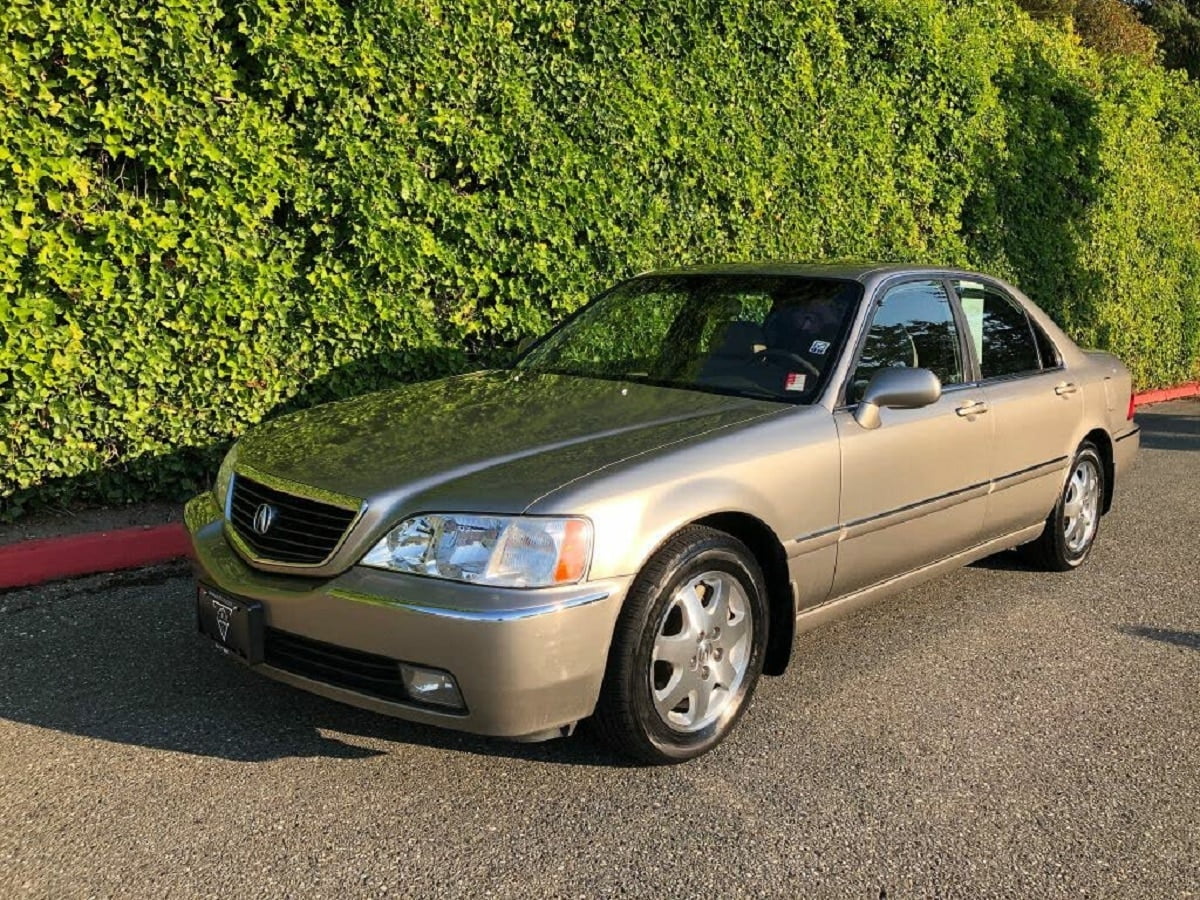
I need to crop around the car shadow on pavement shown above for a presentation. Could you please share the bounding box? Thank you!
[1134,410,1200,452]
[1119,625,1200,651]
[0,573,636,767]
[967,549,1043,573]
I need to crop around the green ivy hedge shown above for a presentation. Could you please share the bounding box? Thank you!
[3,0,1199,517]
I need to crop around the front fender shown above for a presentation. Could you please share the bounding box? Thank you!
[528,408,842,585]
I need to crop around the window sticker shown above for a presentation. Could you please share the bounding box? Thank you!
[784,372,807,392]
[809,339,830,355]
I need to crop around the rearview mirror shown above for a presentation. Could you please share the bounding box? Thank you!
[853,367,942,430]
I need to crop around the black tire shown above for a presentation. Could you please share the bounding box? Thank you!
[1021,441,1105,572]
[592,525,769,764]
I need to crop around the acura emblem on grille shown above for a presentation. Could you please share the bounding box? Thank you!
[252,503,278,535]
[230,476,355,565]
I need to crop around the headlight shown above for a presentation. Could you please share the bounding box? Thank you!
[214,443,238,511]
[361,514,593,588]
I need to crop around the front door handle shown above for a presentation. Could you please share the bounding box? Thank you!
[956,399,989,417]
[1055,381,1078,396]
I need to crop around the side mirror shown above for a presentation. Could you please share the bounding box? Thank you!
[515,335,536,356]
[853,367,942,430]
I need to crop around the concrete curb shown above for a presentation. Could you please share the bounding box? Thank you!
[1,386,1197,591]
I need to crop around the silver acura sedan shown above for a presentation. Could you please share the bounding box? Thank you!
[186,264,1140,763]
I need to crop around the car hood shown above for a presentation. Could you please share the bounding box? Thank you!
[235,371,782,514]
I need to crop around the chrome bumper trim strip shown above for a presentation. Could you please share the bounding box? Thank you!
[328,588,613,622]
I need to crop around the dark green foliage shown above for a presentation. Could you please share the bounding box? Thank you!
[2,0,1199,518]
[1138,0,1200,77]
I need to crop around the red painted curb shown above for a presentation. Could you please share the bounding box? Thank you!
[1133,382,1200,407]
[0,523,190,591]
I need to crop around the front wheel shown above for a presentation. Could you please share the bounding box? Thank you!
[1022,441,1105,571]
[593,526,768,764]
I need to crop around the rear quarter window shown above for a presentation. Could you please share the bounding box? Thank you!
[1031,318,1062,369]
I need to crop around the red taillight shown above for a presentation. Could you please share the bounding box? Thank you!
[1127,392,1136,420]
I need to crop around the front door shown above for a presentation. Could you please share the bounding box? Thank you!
[832,279,993,597]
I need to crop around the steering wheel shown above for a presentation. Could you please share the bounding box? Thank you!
[751,347,820,378]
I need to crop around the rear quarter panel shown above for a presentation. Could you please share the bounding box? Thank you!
[1081,350,1136,437]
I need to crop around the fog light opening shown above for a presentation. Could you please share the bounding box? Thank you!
[399,664,465,710]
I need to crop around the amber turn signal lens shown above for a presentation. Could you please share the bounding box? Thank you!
[554,519,591,584]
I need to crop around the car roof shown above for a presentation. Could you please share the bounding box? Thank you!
[642,261,977,283]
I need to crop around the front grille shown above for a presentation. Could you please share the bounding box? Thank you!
[264,628,407,702]
[228,475,359,565]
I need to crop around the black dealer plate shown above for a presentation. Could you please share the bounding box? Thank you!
[197,584,264,665]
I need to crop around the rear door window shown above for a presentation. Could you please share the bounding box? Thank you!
[953,280,1042,379]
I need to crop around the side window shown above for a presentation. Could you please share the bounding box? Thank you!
[954,281,1042,379]
[849,280,964,402]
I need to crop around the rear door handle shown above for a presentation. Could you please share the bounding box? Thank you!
[1055,382,1078,396]
[956,400,989,417]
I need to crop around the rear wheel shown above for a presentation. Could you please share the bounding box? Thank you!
[593,526,768,764]
[1023,441,1105,571]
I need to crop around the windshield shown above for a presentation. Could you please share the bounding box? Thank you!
[518,274,862,403]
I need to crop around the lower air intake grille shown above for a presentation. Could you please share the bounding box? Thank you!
[264,628,407,702]
[228,475,358,565]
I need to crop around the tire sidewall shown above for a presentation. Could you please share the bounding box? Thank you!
[625,540,769,761]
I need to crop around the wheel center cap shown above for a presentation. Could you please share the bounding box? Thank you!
[696,640,712,666]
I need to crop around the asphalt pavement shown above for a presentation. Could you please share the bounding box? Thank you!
[1,400,1197,898]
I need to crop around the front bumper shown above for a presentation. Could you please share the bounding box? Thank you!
[185,493,630,740]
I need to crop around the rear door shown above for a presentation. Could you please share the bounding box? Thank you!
[832,279,993,597]
[952,278,1083,540]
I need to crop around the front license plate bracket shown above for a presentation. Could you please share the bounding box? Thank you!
[196,584,264,665]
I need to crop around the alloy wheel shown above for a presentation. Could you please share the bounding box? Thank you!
[649,570,753,733]
[1063,456,1101,554]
